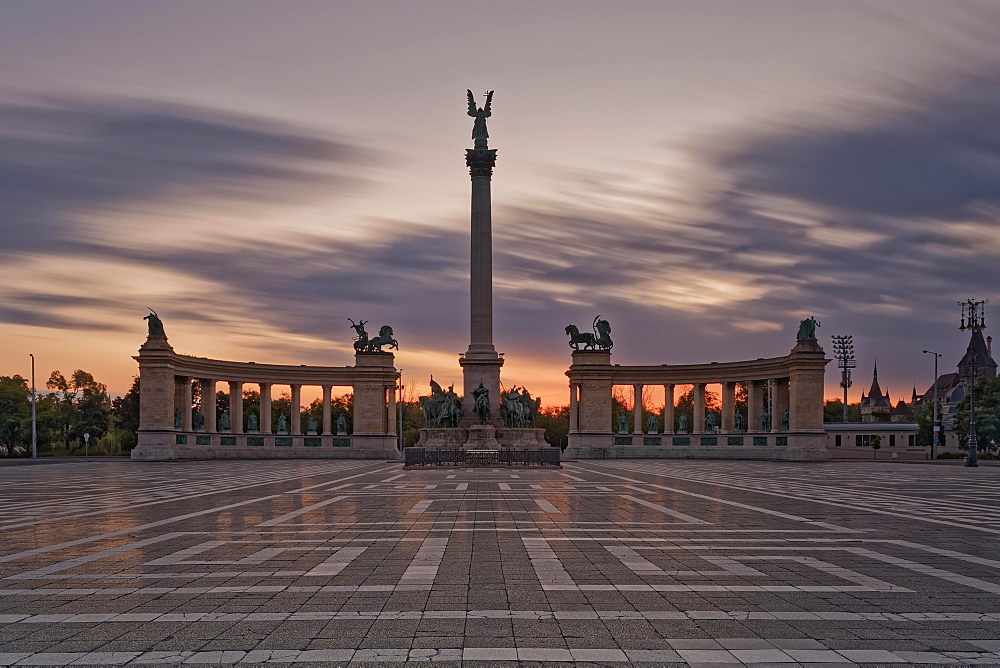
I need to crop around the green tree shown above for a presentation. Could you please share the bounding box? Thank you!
[400,399,424,447]
[823,400,861,423]
[870,435,882,459]
[537,405,569,449]
[913,401,943,449]
[111,376,141,451]
[0,375,30,456]
[215,390,230,417]
[955,376,1000,454]
[43,369,110,453]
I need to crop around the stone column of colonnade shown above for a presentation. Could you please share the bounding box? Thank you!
[747,380,762,431]
[229,381,243,433]
[182,378,193,431]
[291,385,302,435]
[693,383,706,434]
[203,379,217,432]
[387,385,397,436]
[322,385,332,435]
[569,384,579,432]
[632,385,643,434]
[721,381,736,432]
[772,378,789,432]
[173,378,186,430]
[663,384,674,434]
[260,383,272,434]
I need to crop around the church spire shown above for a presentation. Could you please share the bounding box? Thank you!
[868,359,883,398]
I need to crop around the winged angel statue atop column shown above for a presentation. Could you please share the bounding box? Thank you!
[467,89,493,145]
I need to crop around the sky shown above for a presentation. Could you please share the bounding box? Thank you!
[1,0,999,407]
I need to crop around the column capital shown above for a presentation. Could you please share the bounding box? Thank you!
[465,148,497,177]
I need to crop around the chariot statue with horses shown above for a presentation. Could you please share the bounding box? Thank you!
[349,318,399,353]
[565,315,613,351]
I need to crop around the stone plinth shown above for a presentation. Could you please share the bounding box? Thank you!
[416,426,549,450]
[464,424,500,450]
[496,427,547,448]
[459,354,504,426]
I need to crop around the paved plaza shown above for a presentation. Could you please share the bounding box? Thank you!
[1,460,1000,666]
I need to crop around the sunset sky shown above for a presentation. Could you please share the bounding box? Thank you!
[2,0,999,406]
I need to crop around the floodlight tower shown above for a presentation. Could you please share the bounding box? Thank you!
[959,298,988,467]
[831,335,856,423]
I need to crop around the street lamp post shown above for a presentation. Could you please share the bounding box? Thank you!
[831,335,856,422]
[922,350,941,460]
[29,354,37,459]
[398,369,404,451]
[959,298,988,468]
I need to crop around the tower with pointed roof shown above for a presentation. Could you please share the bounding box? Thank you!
[860,361,893,422]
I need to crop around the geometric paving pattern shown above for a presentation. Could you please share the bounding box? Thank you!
[2,459,1000,665]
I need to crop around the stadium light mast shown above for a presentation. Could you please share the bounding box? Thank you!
[831,335,856,423]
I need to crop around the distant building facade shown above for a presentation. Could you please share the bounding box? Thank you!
[859,362,913,423]
[913,329,997,449]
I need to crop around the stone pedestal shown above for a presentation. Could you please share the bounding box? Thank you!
[464,424,501,450]
[416,426,548,450]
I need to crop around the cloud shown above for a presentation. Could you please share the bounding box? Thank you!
[4,65,1000,399]
[0,96,370,253]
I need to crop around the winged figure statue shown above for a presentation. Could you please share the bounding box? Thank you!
[467,89,493,143]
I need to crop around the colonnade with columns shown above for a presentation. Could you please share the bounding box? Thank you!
[568,378,791,435]
[565,339,829,460]
[170,377,397,437]
[133,331,400,460]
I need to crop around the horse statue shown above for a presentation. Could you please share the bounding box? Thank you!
[364,325,399,352]
[348,318,369,352]
[517,387,540,427]
[501,387,525,428]
[565,324,597,350]
[566,315,613,351]
[419,377,462,428]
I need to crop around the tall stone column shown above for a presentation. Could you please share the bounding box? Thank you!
[387,385,397,436]
[747,380,761,432]
[321,385,332,435]
[569,384,579,432]
[203,379,217,432]
[290,384,302,435]
[663,384,675,434]
[693,383,706,434]
[459,125,504,423]
[721,381,735,433]
[181,378,193,431]
[772,378,788,433]
[260,383,272,434]
[229,381,243,433]
[632,385,643,434]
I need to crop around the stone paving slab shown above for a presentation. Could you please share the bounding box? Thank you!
[2,458,1000,665]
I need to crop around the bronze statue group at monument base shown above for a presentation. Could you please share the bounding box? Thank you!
[130,91,831,462]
